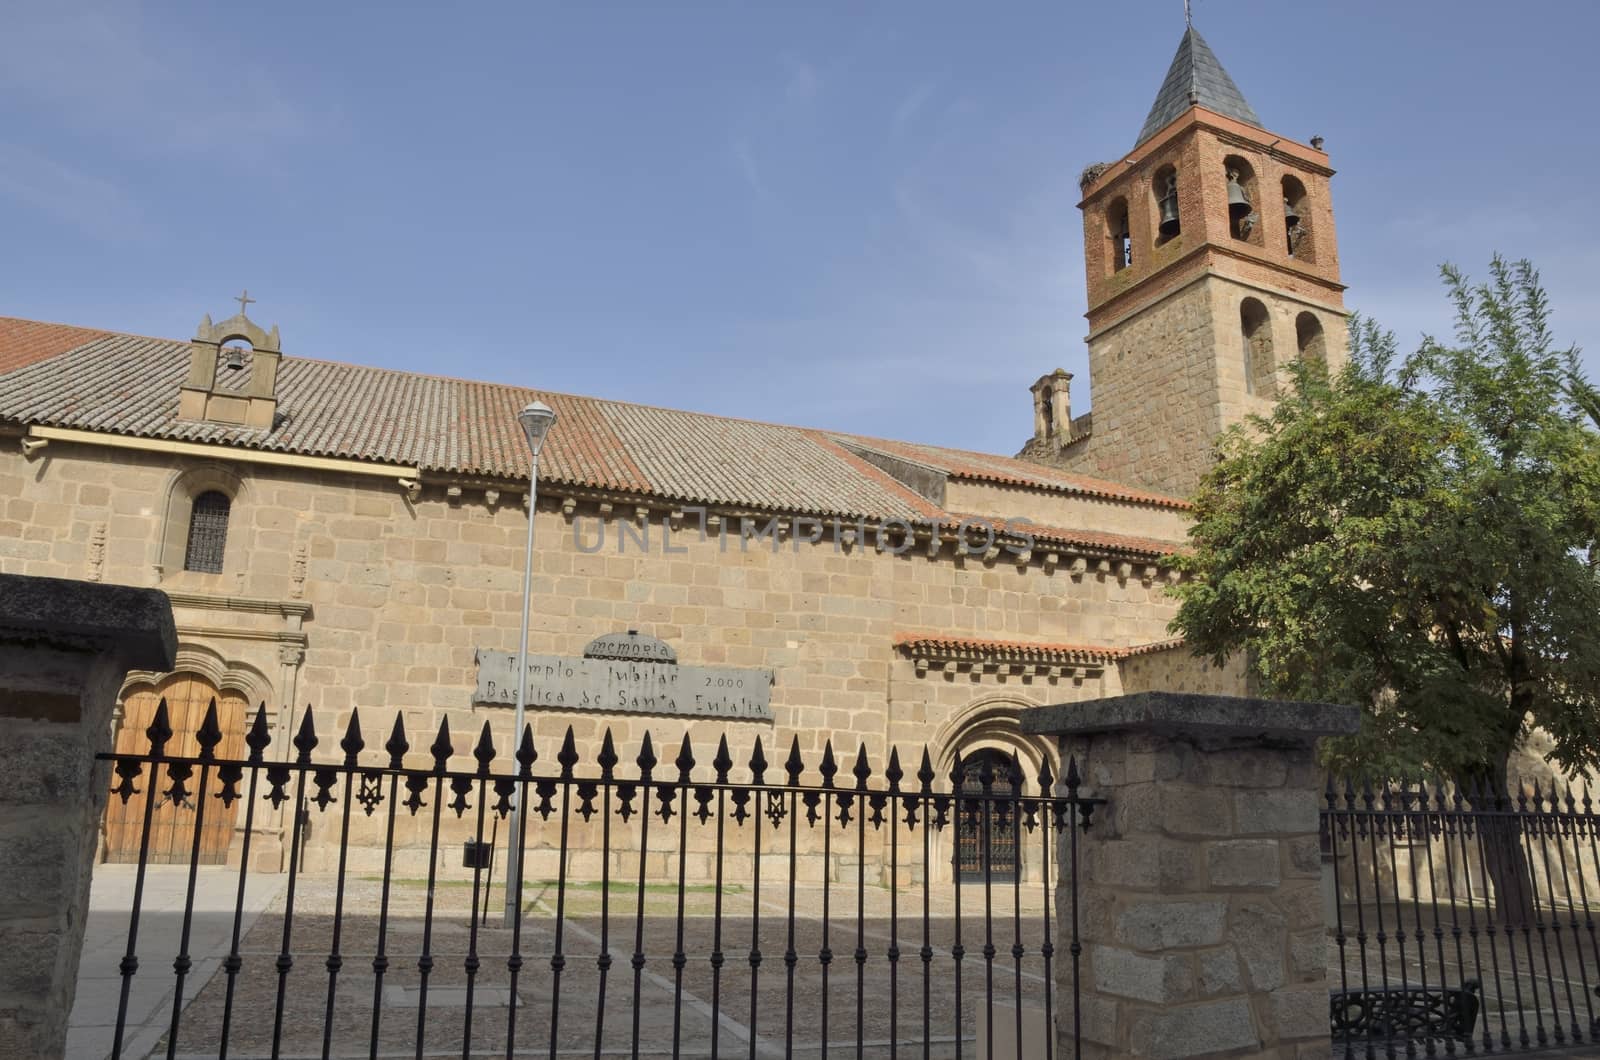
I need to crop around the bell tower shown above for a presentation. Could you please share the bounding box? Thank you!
[1024,25,1346,496]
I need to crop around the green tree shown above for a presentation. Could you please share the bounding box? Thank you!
[1170,257,1600,914]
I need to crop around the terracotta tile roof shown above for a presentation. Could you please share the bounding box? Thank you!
[949,514,1185,559]
[1121,637,1187,656]
[894,633,1189,664]
[892,633,1124,664]
[0,316,1186,536]
[0,318,109,376]
[837,433,1189,509]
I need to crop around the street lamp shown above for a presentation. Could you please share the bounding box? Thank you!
[505,400,556,927]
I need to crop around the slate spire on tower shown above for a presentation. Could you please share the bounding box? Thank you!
[1135,25,1262,146]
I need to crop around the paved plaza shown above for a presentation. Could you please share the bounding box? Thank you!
[74,867,1055,1058]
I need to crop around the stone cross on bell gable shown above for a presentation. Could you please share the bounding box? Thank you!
[234,290,255,316]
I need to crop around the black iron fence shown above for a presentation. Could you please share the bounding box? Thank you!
[95,701,1099,1059]
[1323,777,1600,1057]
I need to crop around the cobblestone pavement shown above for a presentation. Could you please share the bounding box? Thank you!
[97,874,1056,1058]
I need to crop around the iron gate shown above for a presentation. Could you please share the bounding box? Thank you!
[95,700,1098,1058]
[1323,777,1600,1057]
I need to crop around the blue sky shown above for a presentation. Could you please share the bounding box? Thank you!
[2,0,1596,456]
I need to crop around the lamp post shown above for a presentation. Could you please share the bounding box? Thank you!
[505,400,556,927]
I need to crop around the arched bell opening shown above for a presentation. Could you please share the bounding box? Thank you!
[1106,196,1132,273]
[1283,175,1314,261]
[1152,164,1181,246]
[1223,155,1261,246]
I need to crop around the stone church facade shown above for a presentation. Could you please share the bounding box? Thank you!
[0,28,1336,879]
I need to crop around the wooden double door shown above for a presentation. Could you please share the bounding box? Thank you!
[103,674,249,865]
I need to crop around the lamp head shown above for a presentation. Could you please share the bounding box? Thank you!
[517,401,557,457]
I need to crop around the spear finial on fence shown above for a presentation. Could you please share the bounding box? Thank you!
[713,734,733,784]
[598,728,619,779]
[293,707,318,764]
[852,745,871,790]
[340,709,365,766]
[917,747,936,793]
[784,736,804,785]
[429,718,452,772]
[385,714,409,768]
[473,721,496,776]
[147,699,173,756]
[246,703,271,762]
[819,740,838,788]
[748,735,768,785]
[1037,756,1054,797]
[675,733,695,780]
[637,731,657,776]
[559,726,580,779]
[516,723,536,776]
[196,700,223,762]
[885,747,903,792]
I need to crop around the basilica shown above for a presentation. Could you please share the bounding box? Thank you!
[0,26,1342,879]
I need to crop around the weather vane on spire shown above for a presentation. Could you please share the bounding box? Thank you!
[1184,0,1193,26]
[234,289,255,316]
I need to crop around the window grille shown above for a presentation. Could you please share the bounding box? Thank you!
[955,747,1019,882]
[183,491,230,573]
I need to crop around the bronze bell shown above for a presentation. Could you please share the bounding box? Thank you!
[1284,196,1301,228]
[1157,177,1181,237]
[1226,170,1252,222]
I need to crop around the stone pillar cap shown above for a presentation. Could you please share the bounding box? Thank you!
[1020,691,1359,741]
[0,574,176,671]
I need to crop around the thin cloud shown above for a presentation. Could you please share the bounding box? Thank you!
[783,56,822,104]
[0,1,314,158]
[731,139,774,203]
[890,81,937,141]
[0,142,153,241]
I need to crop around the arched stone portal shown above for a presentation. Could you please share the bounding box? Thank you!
[930,694,1059,885]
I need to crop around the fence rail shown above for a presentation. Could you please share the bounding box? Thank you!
[95,700,1098,1059]
[1323,776,1600,1058]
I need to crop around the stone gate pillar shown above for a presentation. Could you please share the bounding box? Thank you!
[0,573,175,1058]
[1022,692,1358,1060]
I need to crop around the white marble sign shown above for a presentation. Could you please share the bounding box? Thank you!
[473,647,773,721]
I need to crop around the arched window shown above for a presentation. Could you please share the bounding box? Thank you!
[1153,164,1180,245]
[1283,176,1312,261]
[956,748,1020,882]
[1223,155,1260,245]
[1106,197,1132,272]
[1241,298,1276,397]
[183,491,231,573]
[1296,312,1327,374]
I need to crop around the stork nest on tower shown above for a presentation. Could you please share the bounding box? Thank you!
[1078,161,1114,190]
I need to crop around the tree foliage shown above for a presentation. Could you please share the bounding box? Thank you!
[1171,257,1600,781]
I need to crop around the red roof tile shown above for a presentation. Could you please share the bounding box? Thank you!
[0,316,1187,542]
[0,318,109,376]
[840,434,1189,509]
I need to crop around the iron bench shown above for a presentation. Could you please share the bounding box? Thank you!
[1330,980,1481,1044]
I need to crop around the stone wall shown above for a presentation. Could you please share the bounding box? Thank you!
[0,439,1220,874]
[0,574,175,1058]
[1024,693,1358,1059]
[1119,642,1253,696]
